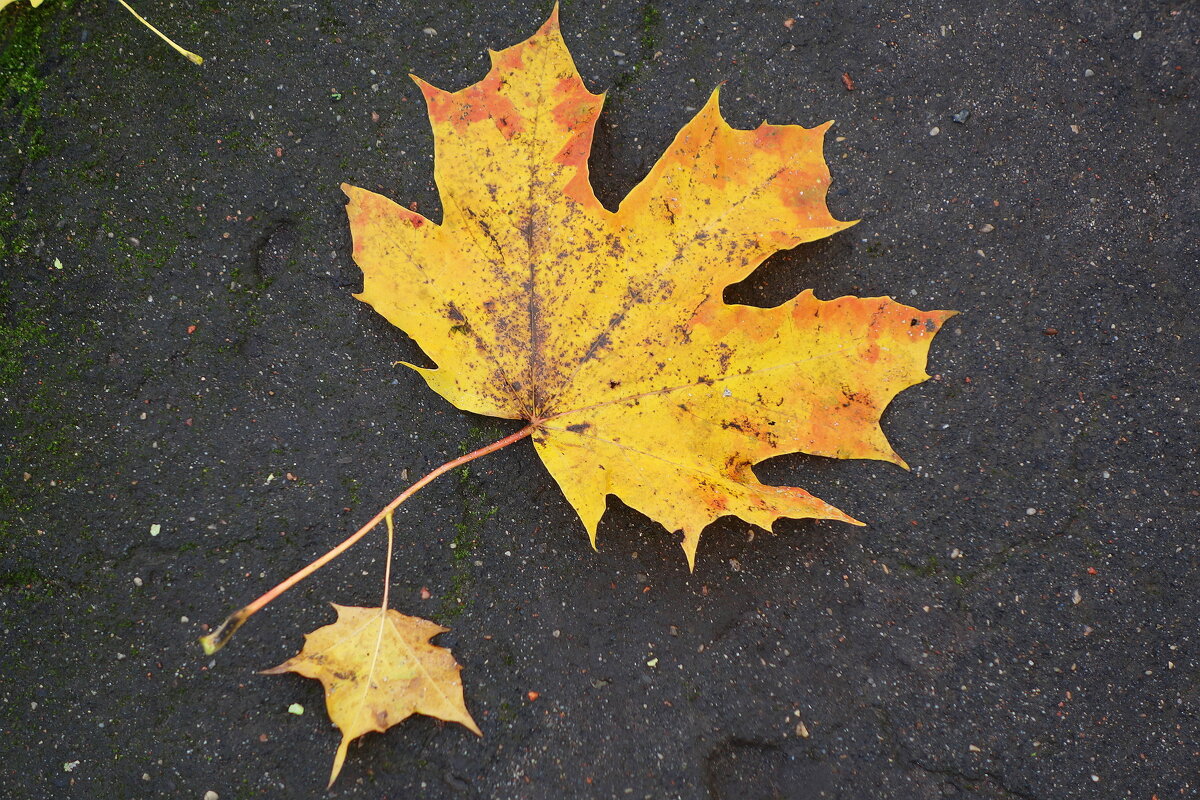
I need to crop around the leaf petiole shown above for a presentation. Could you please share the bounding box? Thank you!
[114,0,204,65]
[200,424,534,654]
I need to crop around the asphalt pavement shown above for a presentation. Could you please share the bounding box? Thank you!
[1,1,1196,798]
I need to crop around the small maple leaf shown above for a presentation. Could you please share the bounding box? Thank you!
[263,604,480,787]
[344,8,953,567]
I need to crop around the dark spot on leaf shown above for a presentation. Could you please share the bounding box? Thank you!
[567,423,591,433]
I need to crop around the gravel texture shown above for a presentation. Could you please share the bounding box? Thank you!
[1,1,1196,798]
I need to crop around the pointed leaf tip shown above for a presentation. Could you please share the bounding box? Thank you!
[541,3,561,33]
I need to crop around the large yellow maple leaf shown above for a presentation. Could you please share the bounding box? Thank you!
[344,8,953,567]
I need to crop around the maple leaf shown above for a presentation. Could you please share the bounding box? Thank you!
[263,603,480,787]
[344,7,954,567]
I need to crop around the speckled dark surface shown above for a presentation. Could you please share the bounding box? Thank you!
[1,1,1196,798]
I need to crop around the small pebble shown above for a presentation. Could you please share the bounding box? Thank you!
[929,126,940,136]
[1084,68,1094,77]
[1072,589,1082,605]
[205,792,220,800]
[796,721,810,738]
[979,223,995,233]
[422,27,437,35]
[287,703,304,715]
[951,109,970,123]
[149,524,161,537]
[133,577,143,587]
[1131,30,1142,40]
[1025,507,1037,516]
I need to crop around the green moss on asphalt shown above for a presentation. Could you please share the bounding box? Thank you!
[640,2,661,52]
[0,5,94,561]
[0,298,65,544]
[0,5,50,161]
[0,190,31,259]
[435,428,500,624]
[0,306,49,385]
[900,554,940,577]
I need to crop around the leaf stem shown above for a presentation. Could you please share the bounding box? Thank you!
[200,424,535,654]
[115,0,204,65]
[381,511,395,612]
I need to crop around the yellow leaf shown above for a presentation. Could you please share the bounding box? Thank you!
[344,7,955,568]
[263,604,480,787]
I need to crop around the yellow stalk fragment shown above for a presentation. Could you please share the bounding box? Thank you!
[115,0,203,65]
